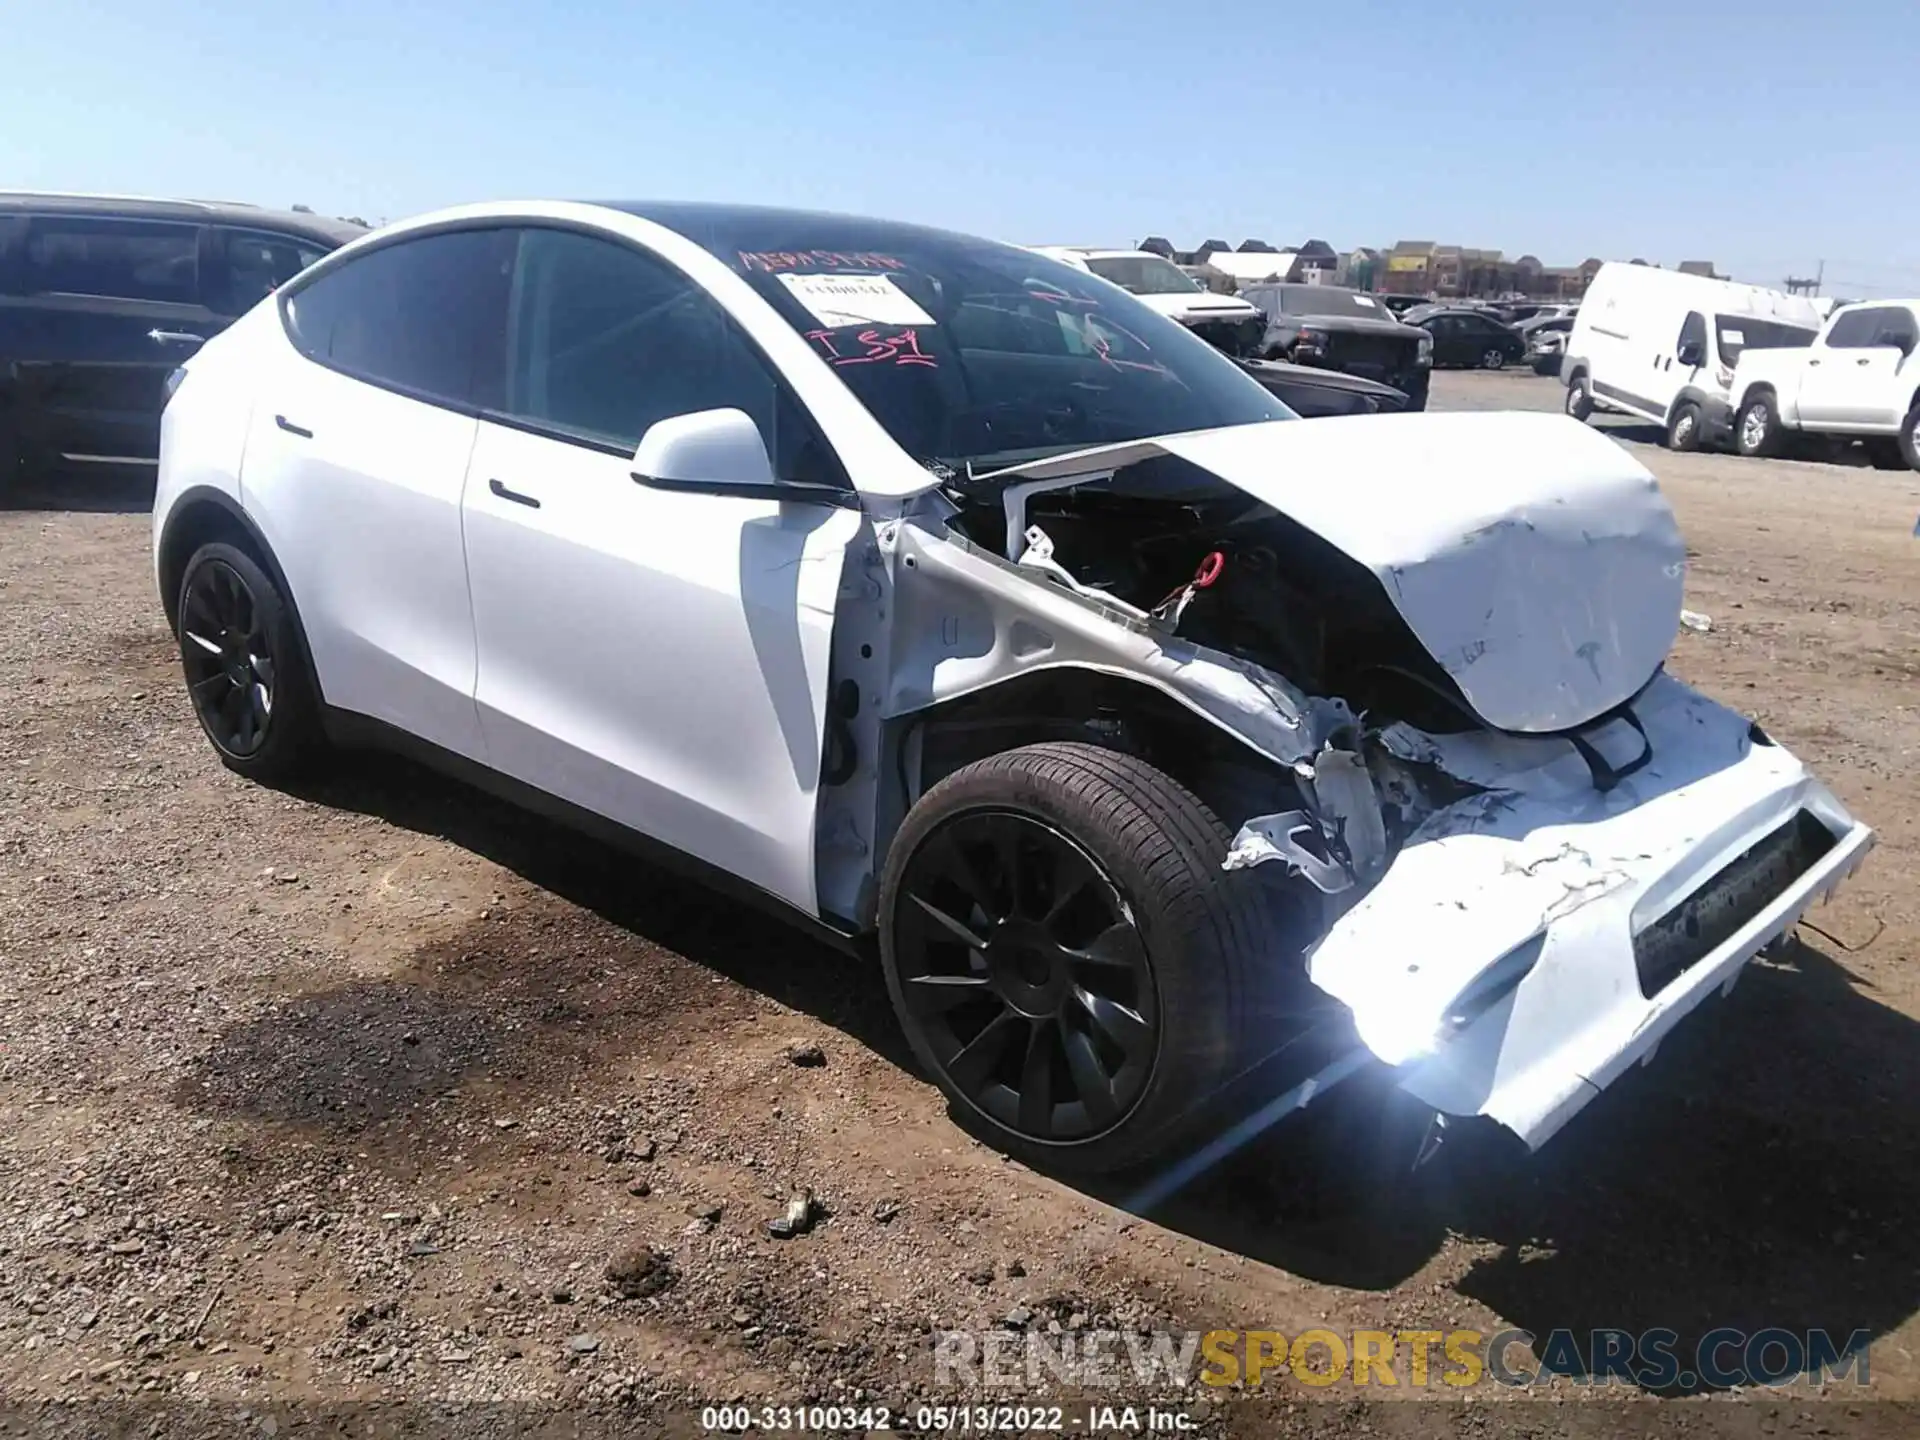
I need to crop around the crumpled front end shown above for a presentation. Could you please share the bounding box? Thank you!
[1234,673,1873,1149]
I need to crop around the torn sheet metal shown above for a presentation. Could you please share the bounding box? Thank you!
[880,517,1352,767]
[1293,673,1873,1148]
[974,412,1687,735]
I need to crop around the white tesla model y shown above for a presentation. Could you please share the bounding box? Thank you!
[153,201,1872,1176]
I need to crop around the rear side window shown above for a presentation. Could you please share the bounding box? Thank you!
[22,217,200,304]
[495,227,841,485]
[1714,315,1816,365]
[283,228,514,407]
[214,229,331,316]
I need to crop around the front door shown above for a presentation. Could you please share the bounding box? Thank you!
[1798,307,1878,426]
[461,226,859,915]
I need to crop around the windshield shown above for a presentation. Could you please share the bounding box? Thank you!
[1713,314,1817,365]
[1082,254,1201,296]
[693,220,1292,467]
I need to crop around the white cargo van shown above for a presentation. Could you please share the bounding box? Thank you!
[1562,264,1824,451]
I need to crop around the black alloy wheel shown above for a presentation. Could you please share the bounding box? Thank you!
[891,810,1156,1144]
[180,557,276,757]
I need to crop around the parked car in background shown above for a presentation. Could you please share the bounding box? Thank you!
[1033,247,1265,355]
[1519,314,1575,375]
[1376,294,1427,318]
[1403,305,1528,369]
[1240,283,1431,409]
[153,199,1870,1177]
[1236,357,1410,416]
[0,193,363,497]
[1727,299,1920,468]
[1562,262,1822,452]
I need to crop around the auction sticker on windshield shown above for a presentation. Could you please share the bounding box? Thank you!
[778,272,936,329]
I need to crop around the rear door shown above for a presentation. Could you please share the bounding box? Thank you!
[207,227,335,321]
[238,227,516,760]
[3,212,214,467]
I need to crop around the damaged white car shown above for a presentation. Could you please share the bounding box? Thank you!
[152,201,1873,1176]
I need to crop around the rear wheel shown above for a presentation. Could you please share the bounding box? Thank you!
[1865,437,1906,470]
[1735,393,1783,458]
[1666,401,1703,452]
[879,742,1301,1176]
[176,542,327,781]
[0,417,18,505]
[1901,403,1920,470]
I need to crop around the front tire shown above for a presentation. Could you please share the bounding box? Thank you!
[1565,372,1595,421]
[1735,393,1783,458]
[1666,401,1703,452]
[1901,403,1920,470]
[879,743,1286,1176]
[176,542,326,781]
[1480,347,1508,370]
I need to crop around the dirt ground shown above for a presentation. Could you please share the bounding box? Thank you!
[2,369,1918,1436]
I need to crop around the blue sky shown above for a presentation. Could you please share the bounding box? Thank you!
[6,0,1917,295]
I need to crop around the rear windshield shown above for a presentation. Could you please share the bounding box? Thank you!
[1258,286,1391,319]
[1081,254,1200,296]
[1714,315,1817,365]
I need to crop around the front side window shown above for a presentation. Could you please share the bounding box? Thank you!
[1823,309,1879,348]
[495,228,837,484]
[1081,255,1200,296]
[1676,310,1708,358]
[22,216,200,304]
[216,229,331,316]
[1871,309,1918,351]
[283,228,515,406]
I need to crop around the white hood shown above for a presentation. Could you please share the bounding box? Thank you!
[977,411,1686,734]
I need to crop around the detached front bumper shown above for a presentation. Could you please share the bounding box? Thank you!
[1297,675,1873,1149]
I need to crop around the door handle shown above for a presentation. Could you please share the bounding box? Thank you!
[274,414,312,438]
[1857,357,1871,365]
[489,478,541,509]
[1808,358,1821,366]
[148,329,205,347]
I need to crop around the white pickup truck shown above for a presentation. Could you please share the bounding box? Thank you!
[1729,300,1920,468]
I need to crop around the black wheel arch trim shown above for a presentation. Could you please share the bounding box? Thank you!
[158,485,325,704]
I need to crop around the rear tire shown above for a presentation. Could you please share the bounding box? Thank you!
[1865,438,1906,470]
[879,742,1306,1176]
[176,541,328,782]
[1901,403,1920,470]
[1666,402,1704,452]
[1735,393,1783,458]
[0,417,18,506]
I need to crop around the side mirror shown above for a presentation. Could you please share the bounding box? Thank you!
[631,408,779,497]
[1677,341,1704,367]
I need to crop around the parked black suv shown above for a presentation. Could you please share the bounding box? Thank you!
[1239,283,1432,410]
[1,194,363,497]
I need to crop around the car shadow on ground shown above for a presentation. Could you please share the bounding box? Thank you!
[1131,932,1919,1393]
[277,754,1915,1394]
[1,469,154,513]
[282,750,915,1072]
